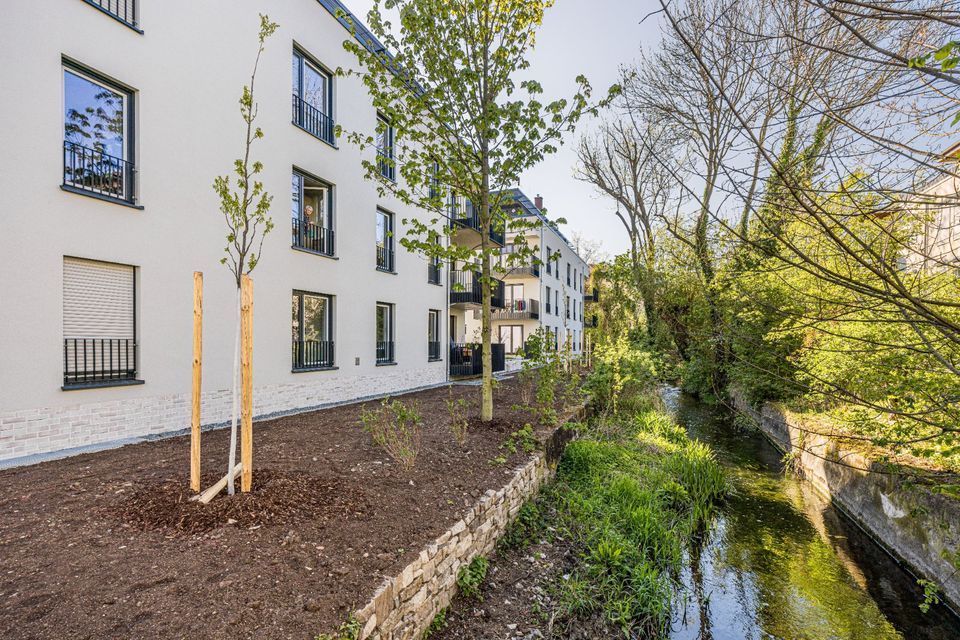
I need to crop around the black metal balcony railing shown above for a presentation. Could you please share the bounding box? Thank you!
[497,250,541,278]
[545,301,552,314]
[449,270,505,308]
[377,341,395,364]
[292,94,335,145]
[493,298,540,320]
[585,287,600,303]
[449,343,505,377]
[292,340,334,369]
[449,212,505,246]
[428,261,442,285]
[377,245,395,272]
[428,340,441,361]
[63,140,134,202]
[292,218,335,256]
[83,0,138,29]
[377,150,395,181]
[63,338,137,387]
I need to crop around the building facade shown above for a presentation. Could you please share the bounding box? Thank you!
[906,150,960,274]
[0,0,457,462]
[465,190,590,363]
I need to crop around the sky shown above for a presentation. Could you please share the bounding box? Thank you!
[345,0,665,258]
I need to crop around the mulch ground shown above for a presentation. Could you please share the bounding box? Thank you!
[0,378,564,640]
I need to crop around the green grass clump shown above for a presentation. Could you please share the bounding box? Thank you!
[552,406,727,637]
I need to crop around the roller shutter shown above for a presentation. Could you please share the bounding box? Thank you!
[63,257,135,340]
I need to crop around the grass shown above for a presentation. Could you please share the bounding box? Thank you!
[549,397,727,637]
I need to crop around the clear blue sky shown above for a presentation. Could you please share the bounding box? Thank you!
[346,0,664,257]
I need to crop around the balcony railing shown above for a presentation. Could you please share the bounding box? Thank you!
[292,94,335,145]
[377,245,395,272]
[545,301,552,314]
[63,338,137,387]
[428,261,442,285]
[449,270,504,308]
[377,341,395,364]
[492,298,540,320]
[83,0,138,29]
[449,342,505,377]
[497,249,540,278]
[292,340,334,370]
[63,140,135,203]
[449,212,505,246]
[585,287,600,303]
[377,150,395,181]
[428,340,441,361]
[292,218,335,256]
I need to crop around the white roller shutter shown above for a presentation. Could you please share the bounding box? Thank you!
[63,257,135,339]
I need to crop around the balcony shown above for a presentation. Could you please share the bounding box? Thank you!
[449,270,505,308]
[449,343,505,377]
[63,141,135,204]
[585,287,600,303]
[427,261,442,285]
[496,246,540,278]
[292,340,335,370]
[63,338,138,388]
[292,218,335,256]
[428,341,441,361]
[492,298,540,321]
[376,341,395,364]
[377,245,395,272]
[292,94,335,145]
[449,212,505,247]
[82,0,139,31]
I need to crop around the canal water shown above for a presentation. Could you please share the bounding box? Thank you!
[662,388,960,640]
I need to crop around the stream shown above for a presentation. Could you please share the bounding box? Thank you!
[662,387,960,640]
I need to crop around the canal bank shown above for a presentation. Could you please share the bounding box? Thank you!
[667,388,960,639]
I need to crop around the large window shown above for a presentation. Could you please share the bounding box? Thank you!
[428,310,441,360]
[292,291,334,370]
[292,49,334,144]
[62,257,138,388]
[376,303,395,364]
[566,262,571,286]
[291,169,334,256]
[376,113,395,181]
[376,209,395,272]
[499,325,524,355]
[63,63,135,203]
[505,283,524,310]
[545,286,552,313]
[555,290,559,316]
[546,247,552,274]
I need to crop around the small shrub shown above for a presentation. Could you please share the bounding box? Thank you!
[422,608,448,638]
[499,501,544,549]
[456,556,489,600]
[445,387,469,446]
[359,398,422,472]
[315,616,360,640]
[503,423,537,455]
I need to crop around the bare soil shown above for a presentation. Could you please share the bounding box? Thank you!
[0,378,562,640]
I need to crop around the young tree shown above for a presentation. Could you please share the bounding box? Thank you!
[338,0,614,421]
[212,14,278,494]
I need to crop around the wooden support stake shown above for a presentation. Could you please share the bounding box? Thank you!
[190,271,203,493]
[196,463,243,504]
[240,275,254,493]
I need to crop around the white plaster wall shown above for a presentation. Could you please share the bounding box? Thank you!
[0,0,448,460]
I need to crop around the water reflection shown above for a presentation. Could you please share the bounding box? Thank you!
[663,388,960,640]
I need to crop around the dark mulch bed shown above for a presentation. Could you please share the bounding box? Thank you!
[0,378,561,640]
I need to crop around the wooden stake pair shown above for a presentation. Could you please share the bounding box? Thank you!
[191,273,254,499]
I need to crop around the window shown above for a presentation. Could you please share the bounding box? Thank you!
[546,247,552,274]
[292,49,334,144]
[566,295,571,319]
[555,290,559,316]
[566,262,571,286]
[291,169,334,256]
[376,303,395,364]
[545,286,552,314]
[376,209,395,272]
[63,257,138,388]
[505,283,524,310]
[428,235,442,284]
[82,1,140,31]
[428,310,442,360]
[292,291,334,370]
[63,62,135,204]
[499,325,524,355]
[377,113,395,181]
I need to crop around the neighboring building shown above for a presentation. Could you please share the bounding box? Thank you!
[905,144,960,274]
[465,190,590,363]
[0,0,457,462]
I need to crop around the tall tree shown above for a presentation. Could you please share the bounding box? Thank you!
[339,0,613,421]
[212,14,278,494]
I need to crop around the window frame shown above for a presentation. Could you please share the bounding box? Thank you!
[292,290,335,371]
[428,309,442,361]
[376,302,396,364]
[376,113,396,181]
[376,208,396,272]
[292,47,336,145]
[291,167,336,257]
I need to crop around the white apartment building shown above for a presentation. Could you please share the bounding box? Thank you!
[0,0,460,462]
[465,190,590,363]
[906,145,960,274]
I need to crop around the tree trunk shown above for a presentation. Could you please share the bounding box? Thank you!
[480,197,493,422]
[227,288,241,495]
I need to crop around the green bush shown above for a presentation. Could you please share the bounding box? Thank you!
[456,556,489,600]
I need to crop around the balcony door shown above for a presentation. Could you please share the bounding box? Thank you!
[499,325,523,355]
[505,283,524,310]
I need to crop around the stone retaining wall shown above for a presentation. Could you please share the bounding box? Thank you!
[351,418,577,640]
[732,392,960,612]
